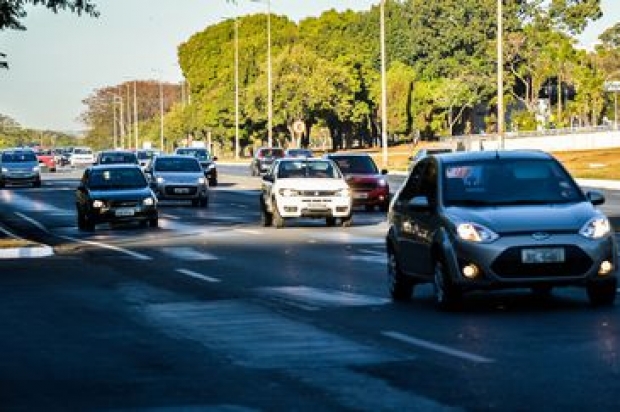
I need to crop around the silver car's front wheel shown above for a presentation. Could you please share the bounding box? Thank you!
[434,258,461,311]
[387,248,413,301]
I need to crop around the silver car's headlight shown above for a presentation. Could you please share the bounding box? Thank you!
[457,222,499,243]
[279,188,300,197]
[580,217,611,239]
[143,197,155,206]
[156,176,165,184]
[92,200,104,208]
[197,177,206,185]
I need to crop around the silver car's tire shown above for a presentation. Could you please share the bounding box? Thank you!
[434,258,461,311]
[387,247,414,301]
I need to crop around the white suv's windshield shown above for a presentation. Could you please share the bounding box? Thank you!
[442,159,584,206]
[277,160,340,179]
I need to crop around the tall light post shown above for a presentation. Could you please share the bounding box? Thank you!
[234,17,240,159]
[250,0,272,146]
[159,79,165,151]
[497,0,505,149]
[133,80,139,150]
[380,0,388,168]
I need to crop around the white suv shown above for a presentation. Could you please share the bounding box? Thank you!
[69,146,95,167]
[260,158,353,228]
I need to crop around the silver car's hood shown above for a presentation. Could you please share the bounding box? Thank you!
[155,171,202,183]
[445,202,600,233]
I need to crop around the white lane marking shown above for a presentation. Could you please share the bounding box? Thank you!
[382,331,495,364]
[159,213,180,220]
[261,286,389,308]
[0,224,22,239]
[162,247,218,260]
[56,235,152,260]
[176,268,221,283]
[234,228,261,235]
[14,212,48,232]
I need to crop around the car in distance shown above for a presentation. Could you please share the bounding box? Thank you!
[0,148,41,188]
[68,146,95,168]
[260,158,353,228]
[174,147,218,186]
[386,150,617,310]
[94,150,139,165]
[135,149,162,171]
[408,146,453,171]
[285,148,313,158]
[75,164,158,231]
[326,152,390,212]
[36,148,57,172]
[146,155,209,207]
[250,147,285,176]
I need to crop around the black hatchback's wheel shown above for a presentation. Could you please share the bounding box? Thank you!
[209,178,218,187]
[586,279,617,306]
[434,258,462,311]
[387,247,414,301]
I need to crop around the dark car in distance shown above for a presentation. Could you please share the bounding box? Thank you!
[250,147,285,176]
[75,164,158,231]
[386,150,618,310]
[326,153,390,212]
[94,150,139,166]
[174,147,218,186]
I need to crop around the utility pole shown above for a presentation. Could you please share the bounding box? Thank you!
[133,80,139,150]
[380,0,388,168]
[235,17,240,160]
[497,0,505,149]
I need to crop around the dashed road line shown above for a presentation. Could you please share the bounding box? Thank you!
[382,330,495,364]
[176,268,221,283]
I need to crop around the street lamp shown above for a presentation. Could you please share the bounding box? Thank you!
[250,0,272,147]
[380,0,388,168]
[497,0,505,149]
[133,80,139,150]
[234,17,240,159]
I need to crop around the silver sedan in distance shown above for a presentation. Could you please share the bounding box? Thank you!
[146,155,209,207]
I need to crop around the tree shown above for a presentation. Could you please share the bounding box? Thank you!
[0,0,99,68]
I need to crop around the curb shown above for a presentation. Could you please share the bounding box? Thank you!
[0,225,54,259]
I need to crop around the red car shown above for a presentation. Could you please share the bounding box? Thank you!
[326,153,390,212]
[36,149,57,172]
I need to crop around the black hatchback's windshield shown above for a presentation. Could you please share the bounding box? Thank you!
[88,168,147,190]
[442,158,584,206]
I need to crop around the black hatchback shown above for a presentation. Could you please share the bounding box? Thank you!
[75,164,158,231]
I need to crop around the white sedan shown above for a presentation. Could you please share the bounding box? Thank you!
[260,158,353,228]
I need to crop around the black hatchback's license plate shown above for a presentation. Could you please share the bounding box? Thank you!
[521,247,565,264]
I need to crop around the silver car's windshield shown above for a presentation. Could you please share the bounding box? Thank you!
[442,158,584,206]
[155,158,202,172]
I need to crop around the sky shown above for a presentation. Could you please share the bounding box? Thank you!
[0,0,618,133]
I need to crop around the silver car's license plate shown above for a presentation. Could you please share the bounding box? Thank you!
[521,248,565,264]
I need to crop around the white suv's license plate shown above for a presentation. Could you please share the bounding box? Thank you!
[521,248,565,264]
[174,188,190,194]
[115,208,135,217]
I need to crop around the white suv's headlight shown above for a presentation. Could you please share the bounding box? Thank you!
[580,217,610,239]
[92,200,104,208]
[1,167,7,173]
[337,188,351,197]
[457,222,499,243]
[143,197,155,206]
[279,188,300,197]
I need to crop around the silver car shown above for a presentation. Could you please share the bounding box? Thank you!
[0,148,42,188]
[387,150,618,310]
[146,155,209,207]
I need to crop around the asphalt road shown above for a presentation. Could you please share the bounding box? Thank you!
[1,167,620,411]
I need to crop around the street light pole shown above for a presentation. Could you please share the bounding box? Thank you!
[497,0,505,149]
[133,80,139,150]
[380,0,388,168]
[159,79,165,151]
[250,0,273,146]
[235,17,240,160]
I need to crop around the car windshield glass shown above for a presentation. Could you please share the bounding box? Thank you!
[155,158,202,172]
[88,168,147,189]
[333,156,378,174]
[277,160,340,179]
[74,148,92,155]
[2,152,37,162]
[176,149,211,161]
[442,158,584,206]
[99,153,137,164]
[259,149,284,158]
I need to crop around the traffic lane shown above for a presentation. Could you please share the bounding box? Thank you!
[0,259,348,411]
